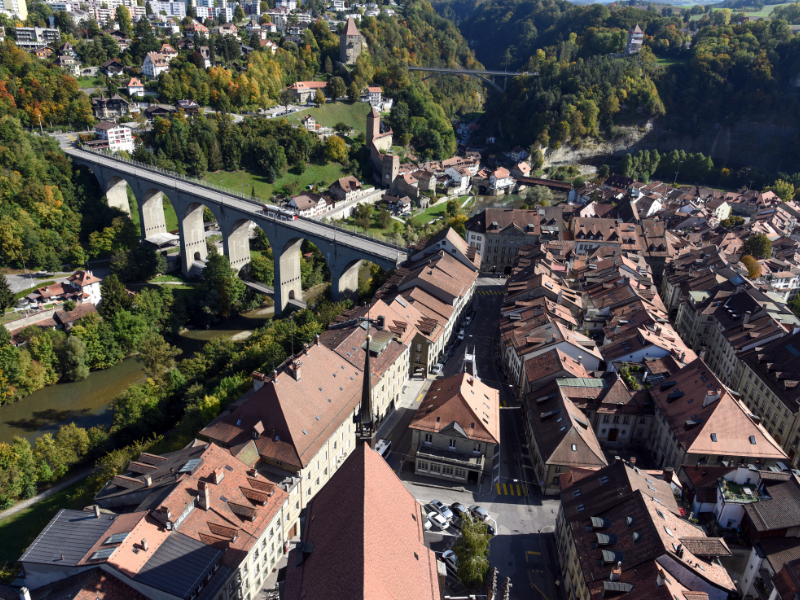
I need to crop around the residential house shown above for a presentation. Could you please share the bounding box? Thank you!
[53,55,79,76]
[488,167,514,195]
[159,42,178,61]
[93,122,135,153]
[288,192,328,217]
[301,114,316,131]
[214,23,239,36]
[328,175,362,202]
[125,77,144,97]
[510,146,528,162]
[409,372,500,485]
[90,94,129,120]
[286,80,327,103]
[142,52,170,78]
[706,198,731,221]
[524,380,608,495]
[14,26,60,49]
[24,270,102,307]
[366,86,382,106]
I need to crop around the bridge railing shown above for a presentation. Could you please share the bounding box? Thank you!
[78,146,408,253]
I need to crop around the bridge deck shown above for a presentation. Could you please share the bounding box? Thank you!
[243,281,275,295]
[63,146,407,268]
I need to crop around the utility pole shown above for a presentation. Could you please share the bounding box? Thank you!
[38,113,43,135]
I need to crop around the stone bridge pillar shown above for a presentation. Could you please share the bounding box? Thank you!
[224,219,252,274]
[274,238,304,316]
[180,202,208,275]
[104,176,131,215]
[139,189,168,239]
[330,260,362,304]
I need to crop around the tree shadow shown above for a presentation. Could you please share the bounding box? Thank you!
[5,408,93,432]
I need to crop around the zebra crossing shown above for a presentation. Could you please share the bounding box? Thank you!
[477,290,504,296]
[495,481,529,496]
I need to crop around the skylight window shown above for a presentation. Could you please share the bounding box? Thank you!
[750,436,757,444]
[574,489,581,498]
[105,533,129,545]
[302,430,308,435]
[577,504,585,512]
[600,476,609,485]
[648,486,656,492]
[571,444,578,452]
[90,548,116,561]
[711,433,717,442]
[664,527,674,537]
[656,510,665,520]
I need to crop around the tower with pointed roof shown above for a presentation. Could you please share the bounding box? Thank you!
[339,16,362,65]
[354,330,376,448]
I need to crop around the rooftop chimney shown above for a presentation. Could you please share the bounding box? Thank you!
[315,333,320,346]
[141,538,148,552]
[577,355,583,365]
[252,371,267,391]
[199,481,211,510]
[19,588,31,600]
[94,505,101,518]
[610,563,622,582]
[272,368,278,384]
[702,389,721,408]
[144,475,152,487]
[214,468,224,484]
[303,343,309,356]
[698,347,707,361]
[743,311,751,325]
[291,360,301,381]
[656,570,665,587]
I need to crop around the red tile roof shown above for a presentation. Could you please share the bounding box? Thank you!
[283,444,441,600]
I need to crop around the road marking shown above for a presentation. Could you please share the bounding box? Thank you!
[531,581,550,600]
[516,484,522,496]
[509,485,515,496]
[502,483,507,495]
[415,389,425,402]
[385,433,392,440]
[496,483,501,494]
[527,551,541,556]
[522,484,528,497]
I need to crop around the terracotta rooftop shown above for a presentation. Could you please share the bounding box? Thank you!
[410,372,500,444]
[283,444,440,600]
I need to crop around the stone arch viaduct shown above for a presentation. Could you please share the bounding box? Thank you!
[65,147,406,316]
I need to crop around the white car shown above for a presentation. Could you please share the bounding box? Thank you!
[430,363,443,375]
[441,550,457,571]
[424,518,433,531]
[429,513,450,530]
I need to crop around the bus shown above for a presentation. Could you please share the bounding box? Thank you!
[262,204,298,220]
[375,438,391,460]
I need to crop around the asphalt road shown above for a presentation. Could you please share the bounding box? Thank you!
[383,276,566,600]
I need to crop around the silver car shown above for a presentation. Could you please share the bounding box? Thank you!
[469,505,490,521]
[430,500,454,520]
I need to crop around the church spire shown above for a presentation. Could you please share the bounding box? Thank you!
[356,330,376,448]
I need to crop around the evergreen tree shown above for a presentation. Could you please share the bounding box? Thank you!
[0,274,13,315]
[100,274,132,318]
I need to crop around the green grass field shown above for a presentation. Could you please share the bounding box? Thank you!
[277,101,372,135]
[413,201,452,224]
[204,162,347,201]
[689,2,793,18]
[657,56,687,67]
[128,191,179,232]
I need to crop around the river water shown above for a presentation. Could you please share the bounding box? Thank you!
[0,304,277,445]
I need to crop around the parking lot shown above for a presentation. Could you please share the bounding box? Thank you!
[381,277,568,600]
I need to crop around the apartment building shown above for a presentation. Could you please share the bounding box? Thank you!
[200,339,365,514]
[142,52,170,78]
[409,372,500,485]
[738,333,800,467]
[319,317,409,426]
[524,380,608,495]
[15,27,60,48]
[555,460,736,600]
[648,357,787,478]
[4,0,26,18]
[22,442,289,600]
[94,121,135,153]
[465,206,562,270]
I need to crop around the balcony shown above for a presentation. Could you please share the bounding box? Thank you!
[718,481,765,504]
[416,444,485,470]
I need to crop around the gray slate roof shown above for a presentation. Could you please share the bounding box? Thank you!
[19,509,116,565]
[744,475,800,532]
[134,532,223,599]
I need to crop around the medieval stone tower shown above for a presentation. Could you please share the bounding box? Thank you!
[339,17,362,65]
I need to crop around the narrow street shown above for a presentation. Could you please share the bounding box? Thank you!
[380,276,566,600]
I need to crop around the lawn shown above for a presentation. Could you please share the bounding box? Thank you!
[657,56,687,68]
[277,101,372,135]
[127,190,179,233]
[204,162,348,201]
[76,77,106,89]
[412,200,452,225]
[689,2,793,18]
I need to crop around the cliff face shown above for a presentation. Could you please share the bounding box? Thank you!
[543,117,800,171]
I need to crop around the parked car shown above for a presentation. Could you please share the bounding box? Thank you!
[430,363,443,375]
[450,502,469,518]
[429,513,450,530]
[424,518,432,531]
[429,500,454,521]
[442,550,457,571]
[469,505,490,521]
